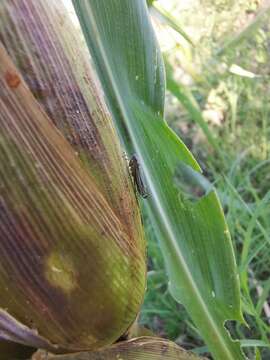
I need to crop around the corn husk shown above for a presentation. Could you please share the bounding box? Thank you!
[0,0,141,244]
[32,337,206,360]
[0,0,146,354]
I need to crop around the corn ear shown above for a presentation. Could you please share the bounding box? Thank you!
[0,1,146,353]
[0,0,141,245]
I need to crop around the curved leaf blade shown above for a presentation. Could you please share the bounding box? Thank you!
[73,1,245,359]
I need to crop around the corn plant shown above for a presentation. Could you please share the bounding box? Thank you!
[0,1,246,359]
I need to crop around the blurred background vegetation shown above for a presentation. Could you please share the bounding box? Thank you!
[140,1,270,358]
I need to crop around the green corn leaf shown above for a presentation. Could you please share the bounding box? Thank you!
[73,1,245,359]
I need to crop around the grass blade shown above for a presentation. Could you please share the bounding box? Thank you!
[216,1,270,56]
[165,61,222,156]
[150,3,194,46]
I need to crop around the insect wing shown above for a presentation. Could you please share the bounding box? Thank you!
[129,156,148,199]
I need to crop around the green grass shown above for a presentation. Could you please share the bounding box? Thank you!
[140,213,206,351]
[140,1,270,358]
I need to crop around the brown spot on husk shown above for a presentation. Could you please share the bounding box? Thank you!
[4,70,21,88]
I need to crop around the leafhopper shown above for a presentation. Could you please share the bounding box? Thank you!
[129,155,148,199]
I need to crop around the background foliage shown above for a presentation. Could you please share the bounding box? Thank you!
[140,1,270,359]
